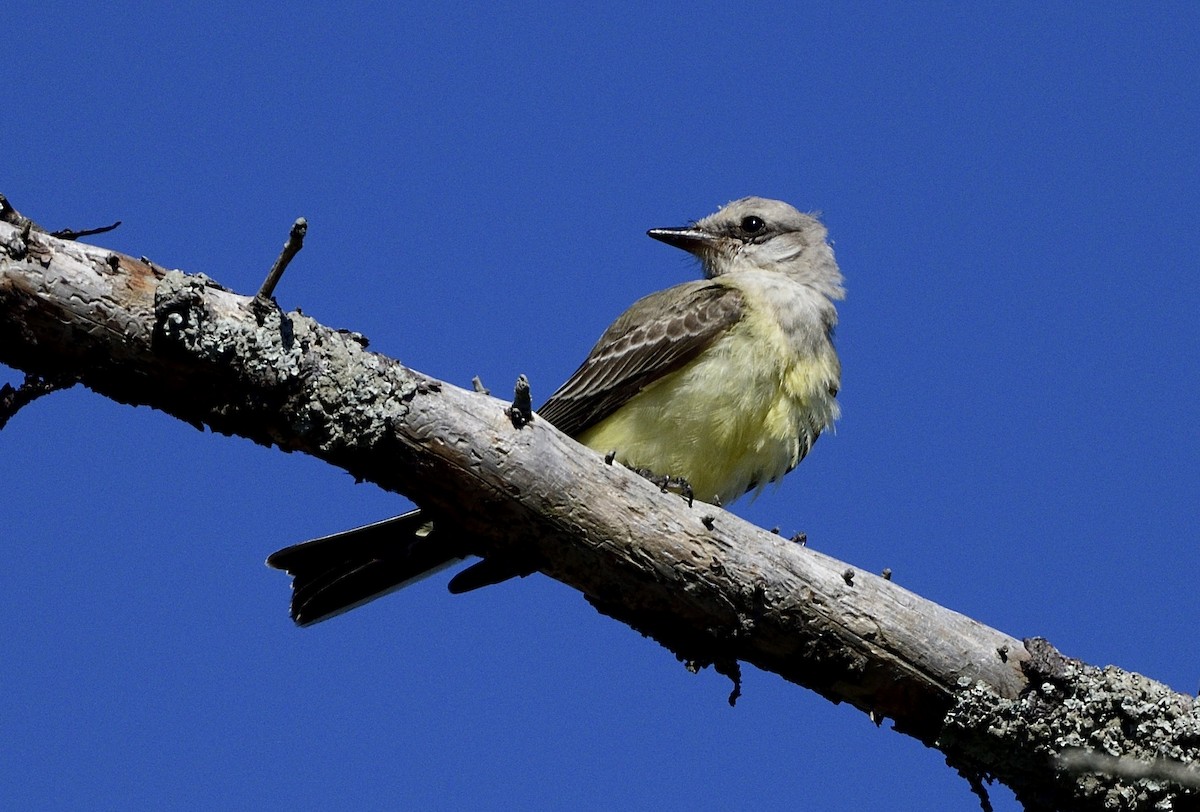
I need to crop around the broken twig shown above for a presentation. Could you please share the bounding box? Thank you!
[255,217,308,302]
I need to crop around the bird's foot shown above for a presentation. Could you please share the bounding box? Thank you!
[632,468,694,507]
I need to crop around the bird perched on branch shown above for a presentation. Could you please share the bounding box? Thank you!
[268,196,844,625]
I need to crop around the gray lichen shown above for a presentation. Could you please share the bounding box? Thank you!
[152,269,419,458]
[941,638,1200,810]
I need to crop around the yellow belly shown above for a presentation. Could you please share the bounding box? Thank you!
[574,311,839,505]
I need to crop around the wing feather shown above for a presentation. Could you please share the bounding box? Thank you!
[537,280,744,437]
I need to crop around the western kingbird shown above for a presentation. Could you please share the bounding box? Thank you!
[268,197,844,625]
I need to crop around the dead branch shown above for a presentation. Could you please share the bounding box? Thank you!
[2,217,1197,811]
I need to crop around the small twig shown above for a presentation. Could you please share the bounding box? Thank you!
[0,194,43,231]
[0,374,75,430]
[1057,747,1200,791]
[714,658,743,707]
[472,376,490,395]
[255,218,308,302]
[507,374,533,428]
[0,194,120,240]
[961,768,994,812]
[51,221,122,241]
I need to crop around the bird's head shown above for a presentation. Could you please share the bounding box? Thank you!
[648,197,844,301]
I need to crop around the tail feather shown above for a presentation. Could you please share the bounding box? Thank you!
[266,510,463,626]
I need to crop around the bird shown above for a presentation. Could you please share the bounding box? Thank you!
[267,196,844,626]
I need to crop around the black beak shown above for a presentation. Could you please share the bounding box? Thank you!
[647,226,720,257]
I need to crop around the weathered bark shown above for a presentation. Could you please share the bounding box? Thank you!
[2,214,1197,810]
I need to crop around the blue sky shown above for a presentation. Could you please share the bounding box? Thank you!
[3,4,1198,810]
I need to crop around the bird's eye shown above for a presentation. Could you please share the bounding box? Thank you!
[740,215,765,234]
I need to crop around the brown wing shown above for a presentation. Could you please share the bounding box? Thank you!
[537,279,744,438]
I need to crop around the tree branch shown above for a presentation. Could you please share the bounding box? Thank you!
[2,217,1197,810]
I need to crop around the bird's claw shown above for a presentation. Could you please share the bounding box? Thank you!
[633,468,694,507]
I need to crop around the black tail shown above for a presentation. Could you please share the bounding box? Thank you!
[266,510,463,626]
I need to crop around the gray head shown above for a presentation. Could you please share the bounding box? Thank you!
[648,197,844,301]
